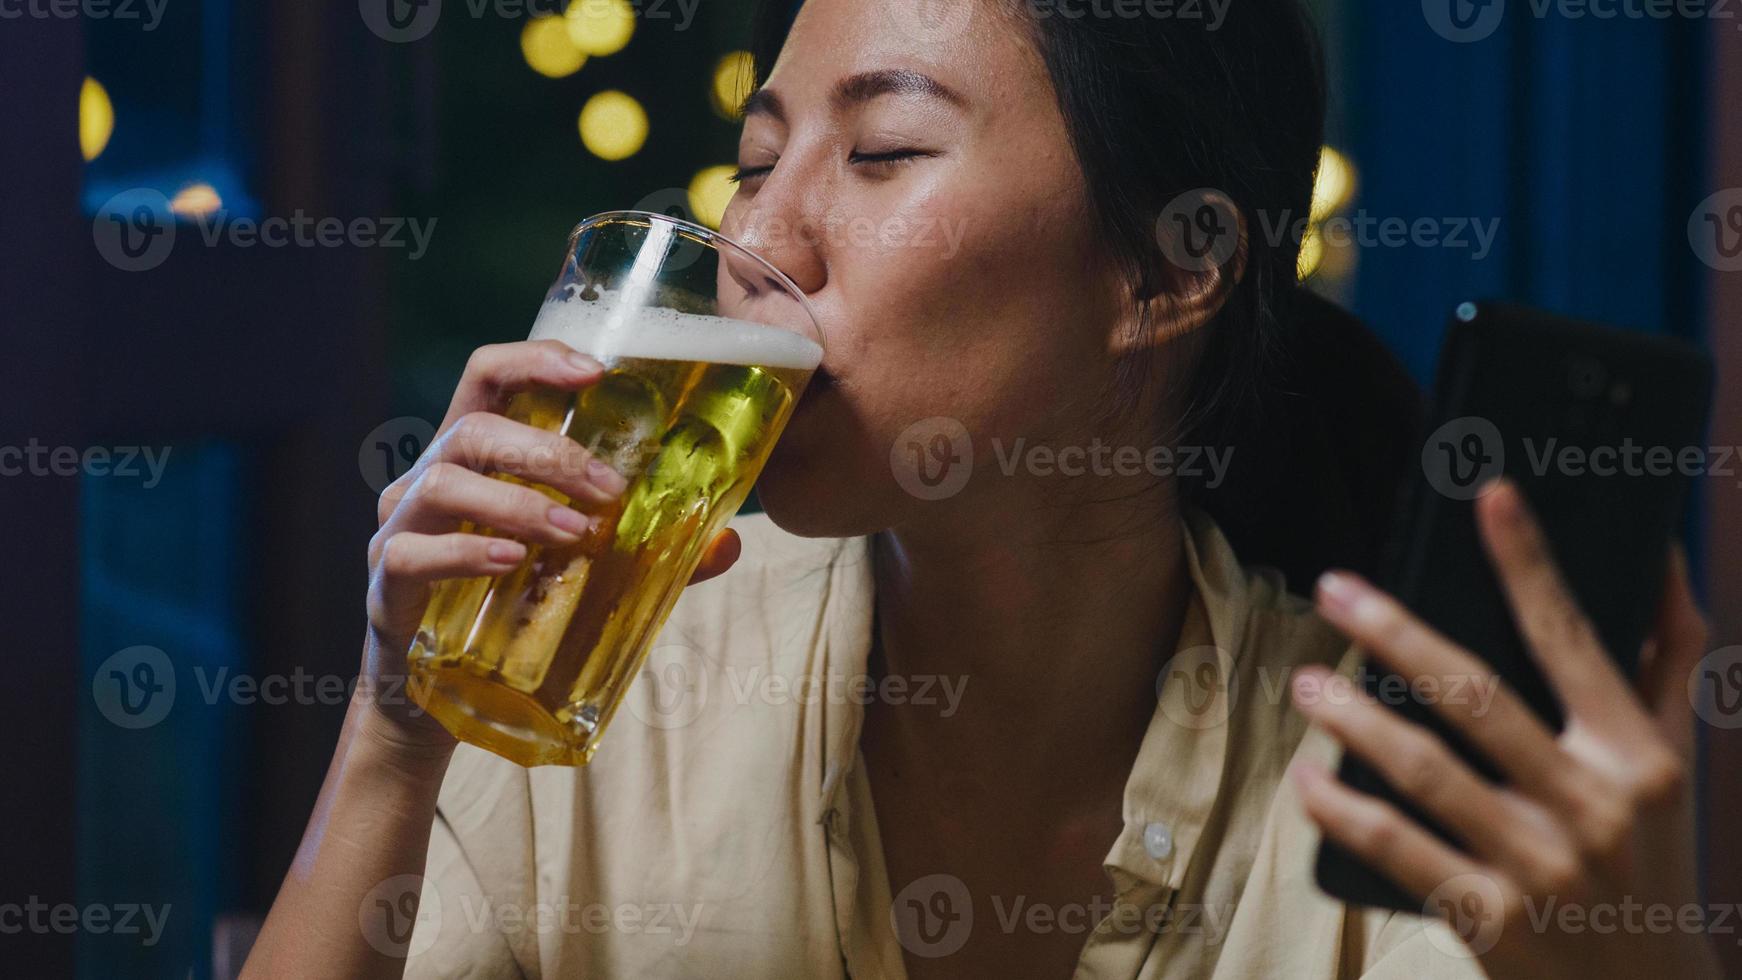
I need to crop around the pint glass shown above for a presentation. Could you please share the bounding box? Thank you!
[406,211,824,765]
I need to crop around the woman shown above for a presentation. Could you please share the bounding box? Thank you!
[244,0,1720,977]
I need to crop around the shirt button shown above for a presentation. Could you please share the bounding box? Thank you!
[1143,821,1174,861]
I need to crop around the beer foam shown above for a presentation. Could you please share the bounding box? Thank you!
[530,296,822,371]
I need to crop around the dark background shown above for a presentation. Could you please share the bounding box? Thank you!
[2,1,1739,976]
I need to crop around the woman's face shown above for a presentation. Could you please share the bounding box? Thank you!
[720,0,1136,538]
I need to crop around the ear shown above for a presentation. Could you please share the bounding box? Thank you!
[1109,189,1249,356]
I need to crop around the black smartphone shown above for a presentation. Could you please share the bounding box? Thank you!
[1312,301,1714,912]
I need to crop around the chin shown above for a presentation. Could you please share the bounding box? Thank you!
[752,440,887,540]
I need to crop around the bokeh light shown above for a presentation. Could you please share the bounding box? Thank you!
[169,183,223,218]
[710,51,756,120]
[80,77,114,163]
[1296,223,1324,280]
[566,0,635,57]
[688,165,739,228]
[578,90,647,161]
[521,14,586,78]
[1310,145,1355,224]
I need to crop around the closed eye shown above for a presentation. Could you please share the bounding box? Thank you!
[849,148,931,167]
[728,163,774,184]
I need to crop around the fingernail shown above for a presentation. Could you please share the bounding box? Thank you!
[1316,571,1361,615]
[487,540,526,564]
[587,457,627,494]
[548,505,590,536]
[1318,571,1383,628]
[567,351,603,375]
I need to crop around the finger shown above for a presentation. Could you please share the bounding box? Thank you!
[1291,666,1569,887]
[432,411,627,508]
[689,529,742,585]
[439,341,604,435]
[386,463,596,549]
[1638,544,1710,754]
[369,531,526,627]
[1314,571,1582,810]
[1291,759,1489,903]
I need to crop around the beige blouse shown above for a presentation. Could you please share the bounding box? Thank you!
[405,510,1489,979]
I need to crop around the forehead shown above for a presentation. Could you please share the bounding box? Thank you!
[764,0,1043,104]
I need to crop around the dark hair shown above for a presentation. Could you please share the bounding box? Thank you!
[749,0,1421,592]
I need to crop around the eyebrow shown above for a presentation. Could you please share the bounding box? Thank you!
[741,68,965,123]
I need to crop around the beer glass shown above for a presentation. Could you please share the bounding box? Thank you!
[406,211,824,766]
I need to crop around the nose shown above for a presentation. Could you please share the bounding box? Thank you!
[721,185,828,300]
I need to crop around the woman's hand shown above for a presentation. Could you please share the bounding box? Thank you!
[1288,478,1720,980]
[360,339,742,751]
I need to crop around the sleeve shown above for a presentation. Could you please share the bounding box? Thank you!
[402,810,526,980]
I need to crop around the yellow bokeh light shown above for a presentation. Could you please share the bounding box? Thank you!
[169,183,223,218]
[80,77,114,163]
[1310,145,1355,224]
[1296,223,1324,281]
[710,51,756,120]
[578,90,647,161]
[565,0,635,57]
[522,14,586,78]
[688,165,739,228]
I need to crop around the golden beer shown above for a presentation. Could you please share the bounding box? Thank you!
[407,293,822,765]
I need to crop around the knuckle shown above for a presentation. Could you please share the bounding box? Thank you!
[414,461,466,503]
[1630,752,1688,809]
[377,532,414,576]
[1572,798,1632,866]
[1531,848,1583,897]
[1389,734,1444,801]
